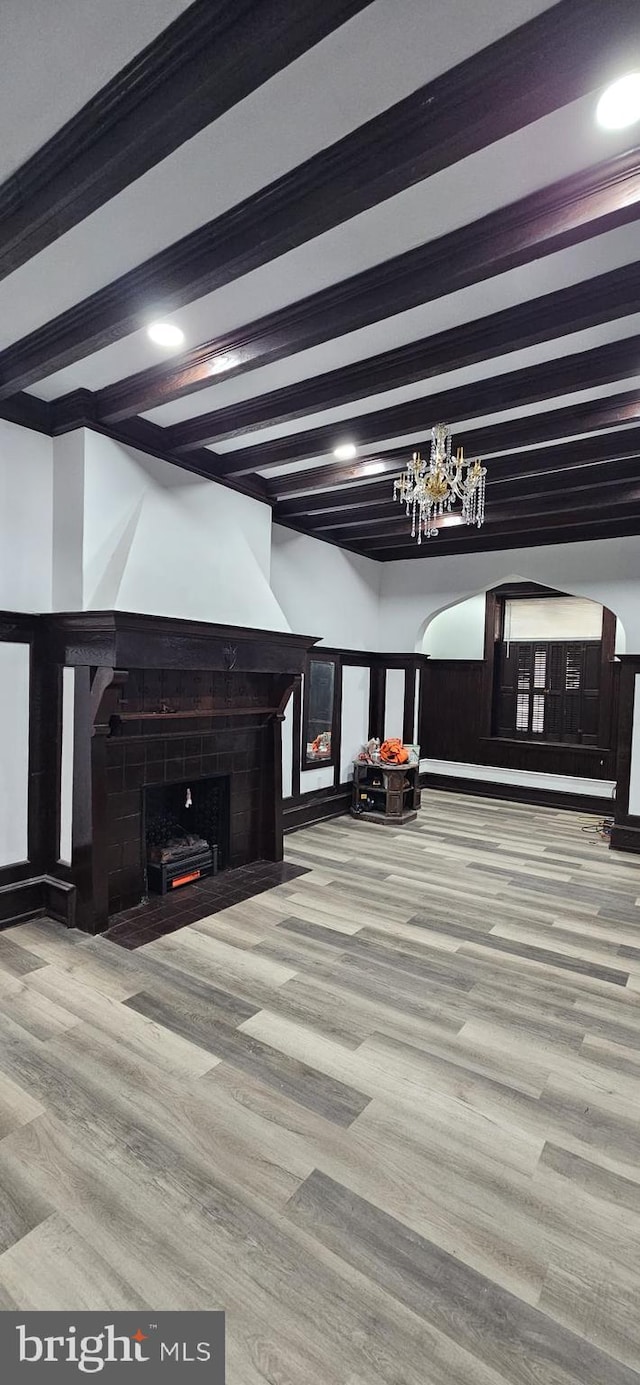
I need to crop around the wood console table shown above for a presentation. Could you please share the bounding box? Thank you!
[351,761,420,825]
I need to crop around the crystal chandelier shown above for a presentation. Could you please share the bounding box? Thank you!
[393,423,487,544]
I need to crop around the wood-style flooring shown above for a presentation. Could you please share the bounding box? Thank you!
[1,789,640,1383]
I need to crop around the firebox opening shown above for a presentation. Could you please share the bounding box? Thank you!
[142,774,230,896]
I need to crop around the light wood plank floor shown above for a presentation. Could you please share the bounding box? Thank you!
[2,790,640,1383]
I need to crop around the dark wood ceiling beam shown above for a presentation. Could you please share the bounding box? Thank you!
[274,425,640,514]
[268,389,640,498]
[0,0,373,282]
[487,452,640,504]
[357,486,640,548]
[97,148,640,425]
[481,426,640,484]
[307,503,406,532]
[2,0,639,402]
[0,391,52,435]
[317,471,640,541]
[450,392,640,472]
[212,335,640,475]
[360,510,640,561]
[167,262,640,450]
[300,454,640,529]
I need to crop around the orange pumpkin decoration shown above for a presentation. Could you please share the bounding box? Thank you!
[380,738,409,764]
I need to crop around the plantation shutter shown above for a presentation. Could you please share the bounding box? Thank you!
[577,641,600,745]
[494,639,601,744]
[494,641,521,737]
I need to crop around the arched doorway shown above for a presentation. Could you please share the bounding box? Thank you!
[419,580,622,813]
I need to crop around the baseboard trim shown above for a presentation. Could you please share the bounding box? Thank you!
[0,875,77,931]
[610,820,640,854]
[420,772,613,816]
[44,877,77,928]
[284,788,351,833]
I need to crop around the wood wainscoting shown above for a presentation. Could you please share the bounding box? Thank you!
[284,649,425,831]
[420,658,619,810]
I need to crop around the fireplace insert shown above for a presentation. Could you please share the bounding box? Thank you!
[143,774,230,895]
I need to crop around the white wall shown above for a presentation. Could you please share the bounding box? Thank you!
[384,668,405,740]
[423,593,486,658]
[281,691,294,800]
[48,430,290,628]
[0,419,53,612]
[59,665,75,866]
[340,665,370,782]
[379,535,640,653]
[628,675,640,817]
[299,765,335,793]
[78,433,289,629]
[272,527,636,662]
[0,643,30,866]
[52,431,85,609]
[422,590,625,657]
[3,418,639,662]
[271,524,381,649]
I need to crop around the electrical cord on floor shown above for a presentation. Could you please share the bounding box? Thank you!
[581,817,614,842]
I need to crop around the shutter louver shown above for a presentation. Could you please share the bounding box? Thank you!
[531,693,545,733]
[494,635,602,745]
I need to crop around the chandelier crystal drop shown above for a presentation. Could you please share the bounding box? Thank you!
[393,423,487,544]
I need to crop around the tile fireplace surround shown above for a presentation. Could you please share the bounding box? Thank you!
[0,611,316,935]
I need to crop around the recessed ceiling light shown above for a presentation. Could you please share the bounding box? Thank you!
[361,460,386,476]
[596,73,640,130]
[334,442,357,461]
[147,321,185,348]
[440,514,463,528]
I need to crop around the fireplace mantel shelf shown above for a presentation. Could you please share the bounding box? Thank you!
[117,706,277,721]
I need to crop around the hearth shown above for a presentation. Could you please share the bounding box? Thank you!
[143,775,229,894]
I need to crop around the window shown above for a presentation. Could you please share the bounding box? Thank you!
[503,595,603,641]
[303,659,337,765]
[491,592,610,746]
[494,639,601,743]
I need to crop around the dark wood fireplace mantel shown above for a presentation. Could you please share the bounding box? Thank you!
[44,609,318,673]
[56,612,319,932]
[0,610,318,935]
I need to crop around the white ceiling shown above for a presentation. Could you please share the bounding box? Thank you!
[6,0,557,362]
[0,0,192,183]
[23,89,634,400]
[4,0,640,553]
[141,219,640,426]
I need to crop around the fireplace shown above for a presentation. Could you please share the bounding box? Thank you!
[39,612,316,932]
[143,774,229,894]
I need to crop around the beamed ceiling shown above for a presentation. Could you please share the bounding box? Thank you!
[3,0,640,560]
